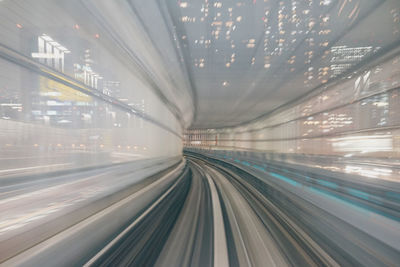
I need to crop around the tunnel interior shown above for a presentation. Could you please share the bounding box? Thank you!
[0,0,399,266]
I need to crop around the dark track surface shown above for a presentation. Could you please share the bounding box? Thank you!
[3,156,399,266]
[82,155,400,266]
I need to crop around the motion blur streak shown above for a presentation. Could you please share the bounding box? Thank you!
[0,0,400,266]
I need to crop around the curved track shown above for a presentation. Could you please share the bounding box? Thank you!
[4,156,399,266]
[81,155,399,266]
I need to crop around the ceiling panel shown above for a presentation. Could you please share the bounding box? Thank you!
[141,0,400,129]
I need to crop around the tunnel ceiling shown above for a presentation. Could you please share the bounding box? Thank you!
[134,0,397,129]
